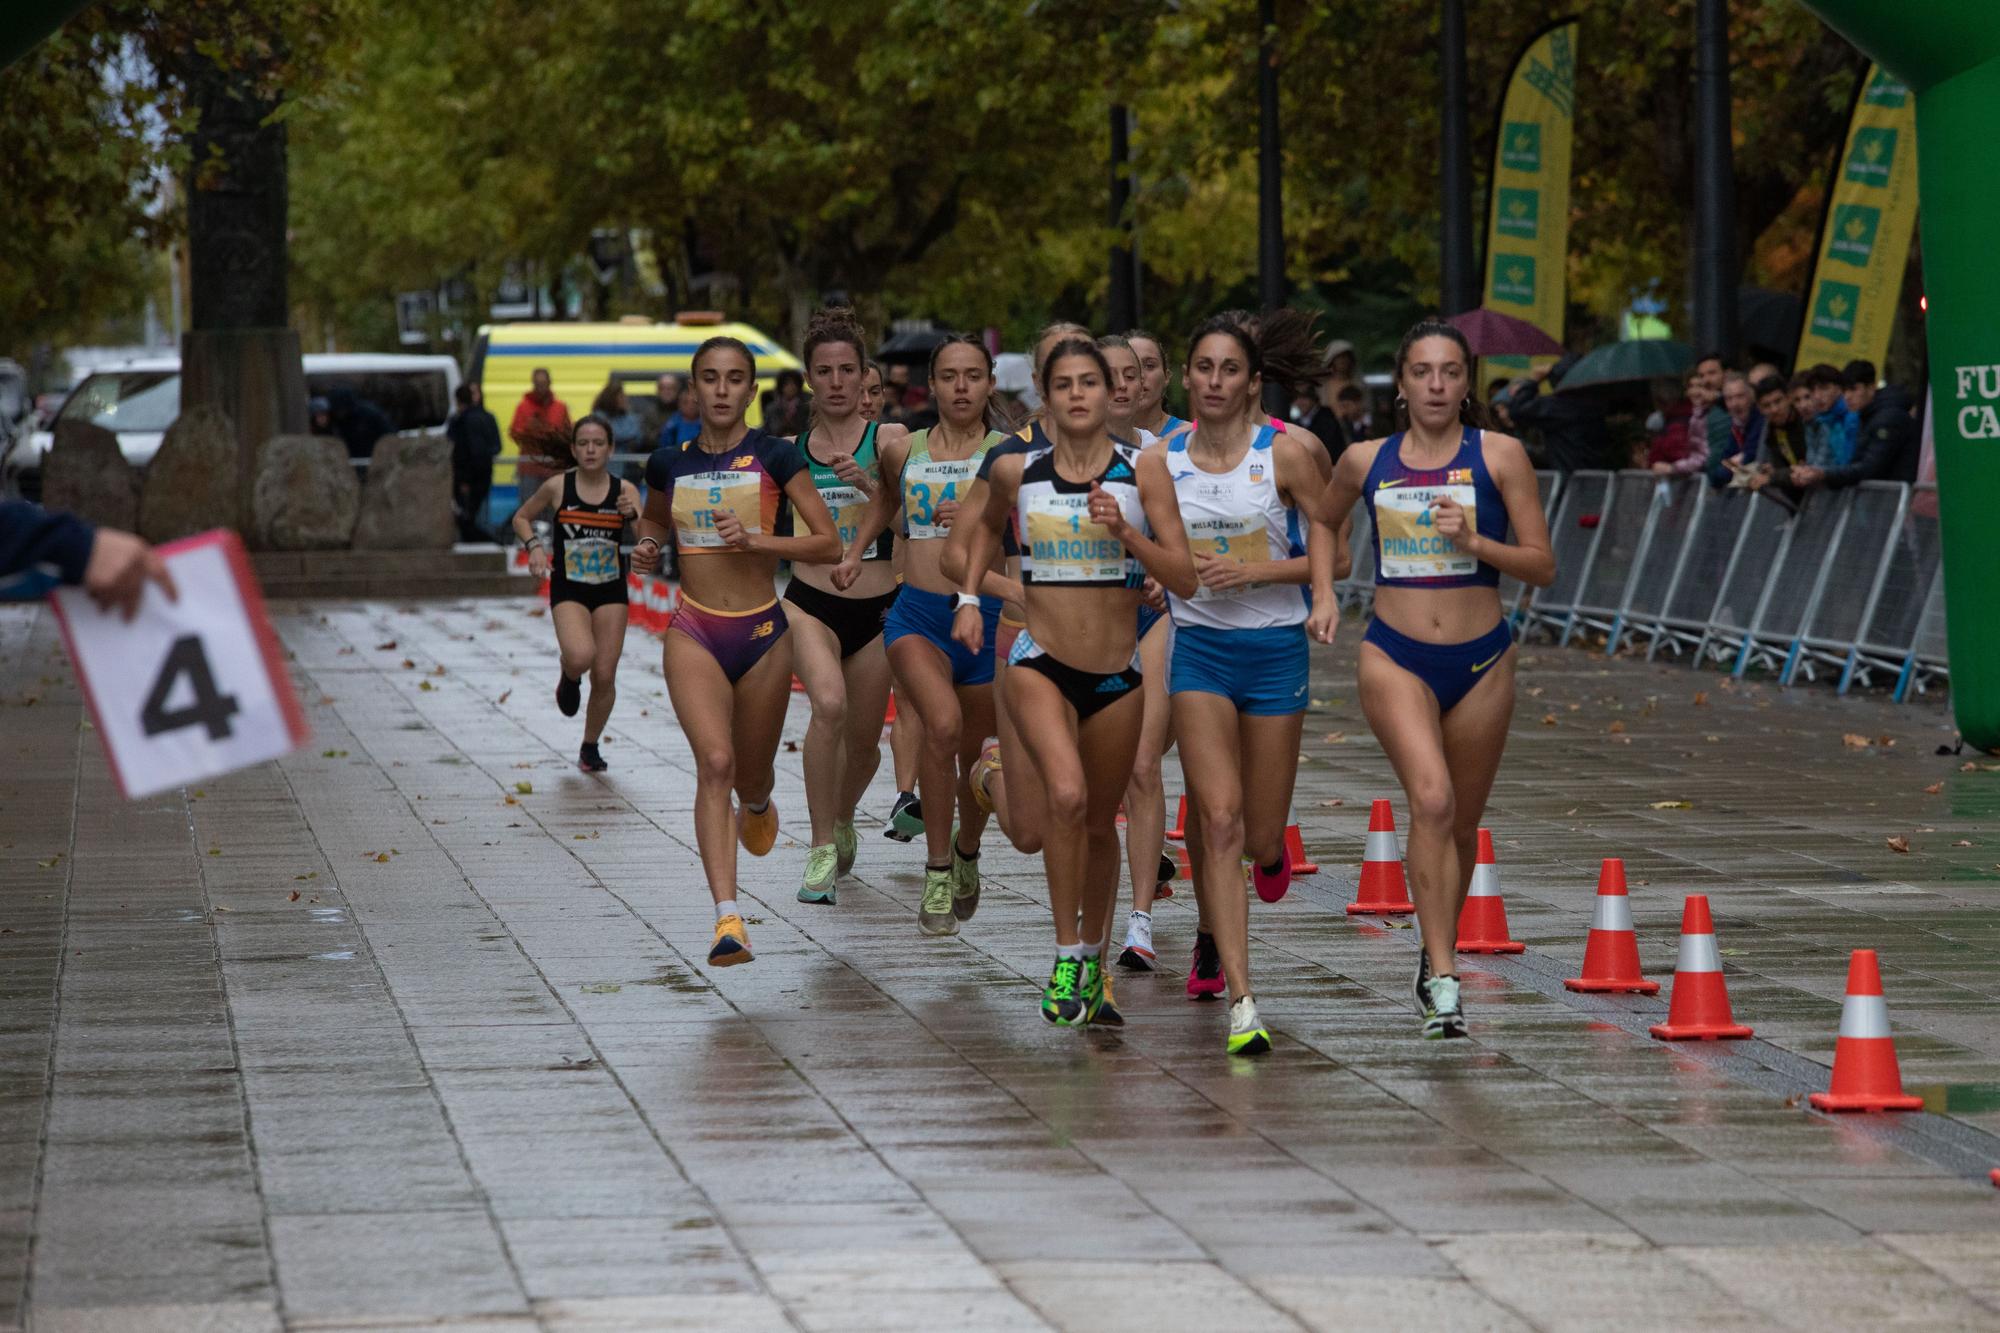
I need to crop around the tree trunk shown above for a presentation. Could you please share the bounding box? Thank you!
[182,328,308,536]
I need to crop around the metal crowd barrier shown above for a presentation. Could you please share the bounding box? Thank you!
[1506,475,1945,702]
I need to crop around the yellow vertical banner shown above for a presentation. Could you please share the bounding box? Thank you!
[1482,18,1578,371]
[1794,64,1920,371]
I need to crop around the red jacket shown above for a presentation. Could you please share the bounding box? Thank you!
[510,392,571,487]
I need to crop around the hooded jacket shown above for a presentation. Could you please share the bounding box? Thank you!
[1822,385,1920,488]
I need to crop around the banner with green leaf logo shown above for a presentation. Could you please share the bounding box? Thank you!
[1795,65,1919,369]
[1482,19,1577,373]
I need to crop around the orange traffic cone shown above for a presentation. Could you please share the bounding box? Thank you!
[1166,794,1188,842]
[884,693,897,724]
[1456,828,1524,954]
[1809,949,1924,1112]
[1284,815,1319,875]
[1649,895,1752,1040]
[1563,859,1659,993]
[1347,799,1416,915]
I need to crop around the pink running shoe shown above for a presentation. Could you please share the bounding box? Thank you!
[1251,856,1291,904]
[1185,931,1226,1001]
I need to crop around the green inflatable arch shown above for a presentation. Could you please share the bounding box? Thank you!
[1803,1,2000,748]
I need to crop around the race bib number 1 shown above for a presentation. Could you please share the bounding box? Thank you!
[51,530,309,800]
[1024,492,1126,583]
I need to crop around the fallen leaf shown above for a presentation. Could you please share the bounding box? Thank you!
[321,749,349,758]
[375,640,397,650]
[373,852,391,863]
[401,659,415,670]
[1567,703,1581,712]
[1923,781,1944,795]
[288,890,301,902]
[1692,691,1708,706]
[418,681,435,692]
[1650,800,1692,810]
[1318,798,1345,808]
[1527,686,1544,698]
[515,781,533,795]
[192,789,205,799]
[580,983,622,994]
[1916,827,1936,834]
[318,695,336,706]
[1607,721,1626,734]
[783,740,799,752]
[293,872,317,881]
[528,607,546,618]
[1885,836,1910,854]
[1876,735,1896,748]
[432,664,446,676]
[1705,734,1720,743]
[36,856,61,869]
[574,834,587,840]
[207,847,222,857]
[1783,1093,1802,1109]
[336,646,356,656]
[1842,733,1870,749]
[497,690,512,705]
[1610,734,1632,745]
[212,905,230,913]
[1963,762,1979,772]
[504,795,519,806]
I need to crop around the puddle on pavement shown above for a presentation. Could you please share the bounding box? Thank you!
[308,908,348,924]
[1911,1082,2000,1114]
[310,950,356,962]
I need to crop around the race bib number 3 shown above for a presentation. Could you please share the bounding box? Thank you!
[818,483,870,551]
[1375,484,1478,580]
[905,459,977,539]
[1025,493,1126,583]
[1186,514,1264,600]
[674,469,761,550]
[51,530,309,800]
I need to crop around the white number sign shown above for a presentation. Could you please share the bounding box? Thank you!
[51,530,309,799]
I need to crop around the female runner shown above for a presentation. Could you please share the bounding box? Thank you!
[632,336,842,966]
[1126,329,1190,442]
[1309,318,1553,1037]
[864,357,928,842]
[952,337,1196,1026]
[512,413,639,772]
[841,334,1010,934]
[1164,314,1343,1054]
[778,309,906,904]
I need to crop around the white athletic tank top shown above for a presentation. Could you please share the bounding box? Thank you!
[1165,423,1308,631]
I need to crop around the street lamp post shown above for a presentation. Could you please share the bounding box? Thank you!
[1692,0,1739,357]
[1257,0,1286,312]
[1439,0,1477,316]
[1109,105,1138,333]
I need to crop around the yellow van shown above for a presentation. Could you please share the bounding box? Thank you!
[471,314,802,493]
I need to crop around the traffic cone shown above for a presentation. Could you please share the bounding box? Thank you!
[1563,859,1659,993]
[1809,950,1924,1112]
[1347,800,1416,915]
[1456,828,1524,954]
[1166,794,1188,842]
[1649,895,1751,1039]
[884,693,897,724]
[1283,812,1319,876]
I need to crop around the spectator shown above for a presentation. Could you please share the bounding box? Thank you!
[1506,354,1611,471]
[898,382,940,433]
[1288,384,1346,459]
[308,396,334,438]
[1333,381,1371,441]
[880,362,912,424]
[762,369,811,436]
[1321,339,1358,392]
[591,380,644,455]
[1802,362,1858,468]
[0,500,173,619]
[1695,350,1728,396]
[1734,374,1807,499]
[656,379,702,449]
[1645,375,1707,476]
[1748,361,1782,388]
[1793,360,1920,489]
[326,387,396,463]
[635,373,680,446]
[445,383,503,543]
[1705,372,1766,487]
[509,367,572,492]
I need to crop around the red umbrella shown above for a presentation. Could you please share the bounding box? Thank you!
[1447,307,1566,358]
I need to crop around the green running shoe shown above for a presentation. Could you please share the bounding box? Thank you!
[833,821,858,877]
[949,824,981,921]
[918,867,958,936]
[1042,955,1085,1026]
[1081,953,1123,1026]
[797,844,838,905]
[1227,995,1272,1055]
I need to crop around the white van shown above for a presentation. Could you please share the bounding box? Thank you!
[1,353,460,501]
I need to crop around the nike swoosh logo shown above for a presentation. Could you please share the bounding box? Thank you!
[1470,650,1503,673]
[1377,479,1398,489]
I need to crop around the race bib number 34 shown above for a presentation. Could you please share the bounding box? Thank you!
[905,458,977,539]
[1375,484,1478,580]
[51,530,309,800]
[1024,493,1126,583]
[674,469,761,550]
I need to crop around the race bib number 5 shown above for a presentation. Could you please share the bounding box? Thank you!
[1375,484,1478,580]
[674,469,761,550]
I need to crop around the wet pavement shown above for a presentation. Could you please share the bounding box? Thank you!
[3,593,1998,1331]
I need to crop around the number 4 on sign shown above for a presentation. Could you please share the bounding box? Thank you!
[52,530,309,800]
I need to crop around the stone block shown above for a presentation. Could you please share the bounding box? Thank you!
[252,434,358,550]
[352,435,455,550]
[138,406,238,543]
[41,420,138,530]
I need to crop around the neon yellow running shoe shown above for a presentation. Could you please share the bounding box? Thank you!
[1042,955,1085,1026]
[1227,995,1271,1055]
[918,868,958,937]
[798,844,837,905]
[833,821,858,877]
[949,824,981,921]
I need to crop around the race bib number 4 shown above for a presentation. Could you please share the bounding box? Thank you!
[1024,492,1126,583]
[50,530,308,800]
[905,458,977,539]
[674,469,761,550]
[1375,484,1477,580]
[1186,513,1264,600]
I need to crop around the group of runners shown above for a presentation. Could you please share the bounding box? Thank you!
[510,310,1555,1053]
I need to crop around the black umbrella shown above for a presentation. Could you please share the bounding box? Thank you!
[875,329,948,365]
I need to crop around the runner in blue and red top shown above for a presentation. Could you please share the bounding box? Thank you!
[1308,318,1555,1041]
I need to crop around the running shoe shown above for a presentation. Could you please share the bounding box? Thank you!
[949,825,981,921]
[1155,850,1175,899]
[884,791,923,841]
[1185,931,1226,1001]
[1117,911,1156,971]
[1251,855,1290,904]
[1041,955,1085,1026]
[708,914,753,967]
[1087,955,1124,1026]
[833,821,859,877]
[918,868,958,936]
[970,742,1002,815]
[577,741,607,773]
[1419,974,1467,1040]
[1412,949,1433,1017]
[737,800,779,857]
[1227,995,1272,1055]
[555,674,582,718]
[798,844,838,905]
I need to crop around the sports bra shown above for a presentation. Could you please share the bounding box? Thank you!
[1360,427,1507,589]
[1015,439,1149,588]
[902,427,998,541]
[1165,424,1307,630]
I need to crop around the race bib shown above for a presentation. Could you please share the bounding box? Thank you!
[1186,513,1264,601]
[1375,483,1477,580]
[1024,492,1126,583]
[674,469,761,550]
[905,458,978,540]
[562,535,620,585]
[818,483,870,552]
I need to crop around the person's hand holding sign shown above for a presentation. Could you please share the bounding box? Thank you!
[82,527,177,621]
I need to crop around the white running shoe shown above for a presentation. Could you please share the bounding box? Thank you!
[1116,910,1156,971]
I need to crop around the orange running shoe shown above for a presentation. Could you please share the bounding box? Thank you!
[708,914,753,967]
[737,799,779,857]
